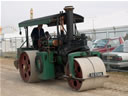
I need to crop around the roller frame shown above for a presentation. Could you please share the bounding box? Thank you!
[66,55,108,91]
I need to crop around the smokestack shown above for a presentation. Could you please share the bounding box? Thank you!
[64,6,74,41]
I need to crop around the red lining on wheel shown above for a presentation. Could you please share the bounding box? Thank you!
[65,60,83,90]
[19,52,31,82]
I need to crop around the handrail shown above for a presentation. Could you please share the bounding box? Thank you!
[20,40,27,48]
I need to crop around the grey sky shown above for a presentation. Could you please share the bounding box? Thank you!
[1,1,128,37]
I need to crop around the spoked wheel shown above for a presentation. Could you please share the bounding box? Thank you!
[65,60,83,91]
[19,52,31,82]
[19,51,40,83]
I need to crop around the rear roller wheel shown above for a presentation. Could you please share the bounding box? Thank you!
[19,51,40,82]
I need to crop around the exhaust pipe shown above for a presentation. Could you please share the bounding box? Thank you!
[64,6,74,41]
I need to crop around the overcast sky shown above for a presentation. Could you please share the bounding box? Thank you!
[1,1,128,37]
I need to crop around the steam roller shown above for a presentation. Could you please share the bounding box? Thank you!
[14,6,108,91]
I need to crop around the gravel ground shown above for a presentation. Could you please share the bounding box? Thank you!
[0,58,128,96]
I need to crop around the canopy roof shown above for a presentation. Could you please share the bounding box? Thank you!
[19,13,84,27]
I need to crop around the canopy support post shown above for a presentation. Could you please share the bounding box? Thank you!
[25,27,29,48]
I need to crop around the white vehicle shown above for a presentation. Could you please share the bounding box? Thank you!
[102,44,128,70]
[124,40,128,52]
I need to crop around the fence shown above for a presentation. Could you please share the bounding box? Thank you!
[0,25,128,56]
[0,37,32,57]
[80,25,128,40]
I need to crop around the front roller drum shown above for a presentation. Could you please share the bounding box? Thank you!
[66,57,107,91]
[19,51,40,82]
